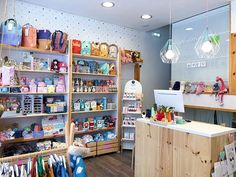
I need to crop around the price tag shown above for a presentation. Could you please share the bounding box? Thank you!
[7,22,14,31]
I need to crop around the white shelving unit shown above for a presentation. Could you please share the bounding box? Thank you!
[121,80,142,151]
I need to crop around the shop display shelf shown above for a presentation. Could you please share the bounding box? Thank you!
[0,44,68,56]
[122,98,141,101]
[122,112,141,115]
[121,138,135,141]
[0,92,68,95]
[97,138,119,155]
[2,134,65,144]
[73,53,117,61]
[16,69,68,74]
[0,147,68,163]
[72,72,117,77]
[122,125,135,128]
[72,92,117,94]
[72,109,117,114]
[75,127,115,135]
[1,112,68,119]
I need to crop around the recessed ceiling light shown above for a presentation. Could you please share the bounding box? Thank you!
[141,14,152,20]
[101,2,115,8]
[153,32,161,37]
[185,27,193,31]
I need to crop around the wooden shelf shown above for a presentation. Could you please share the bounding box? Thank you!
[72,72,117,77]
[0,85,21,88]
[72,92,117,95]
[72,109,117,114]
[1,112,68,119]
[75,127,115,135]
[0,44,68,56]
[0,92,68,95]
[122,125,135,128]
[122,98,141,101]
[121,138,134,141]
[0,147,67,162]
[73,53,117,61]
[122,112,141,115]
[2,134,65,144]
[16,69,68,74]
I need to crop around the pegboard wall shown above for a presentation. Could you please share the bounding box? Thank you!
[0,0,143,51]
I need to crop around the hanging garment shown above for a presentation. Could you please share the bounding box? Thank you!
[30,157,37,177]
[37,156,46,177]
[44,164,54,177]
[70,155,87,177]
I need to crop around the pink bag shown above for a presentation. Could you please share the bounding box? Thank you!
[22,23,37,48]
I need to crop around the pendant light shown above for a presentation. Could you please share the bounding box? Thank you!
[160,0,180,64]
[194,0,220,58]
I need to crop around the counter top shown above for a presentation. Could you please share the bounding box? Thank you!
[137,118,236,138]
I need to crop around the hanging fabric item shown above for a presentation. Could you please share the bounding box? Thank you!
[37,156,46,177]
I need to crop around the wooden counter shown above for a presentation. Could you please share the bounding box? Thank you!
[135,119,235,177]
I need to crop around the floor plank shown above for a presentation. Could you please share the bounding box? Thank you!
[85,150,134,177]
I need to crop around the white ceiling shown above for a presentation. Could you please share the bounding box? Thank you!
[20,0,230,31]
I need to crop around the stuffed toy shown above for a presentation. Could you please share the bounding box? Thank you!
[91,42,100,56]
[109,63,116,75]
[81,41,91,55]
[131,51,139,62]
[180,81,186,92]
[215,76,229,106]
[190,82,197,94]
[184,82,192,94]
[196,81,205,95]
[51,59,59,72]
[108,44,118,58]
[99,43,109,57]
[212,82,220,99]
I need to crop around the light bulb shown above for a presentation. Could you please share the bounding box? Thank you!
[201,40,213,53]
[165,49,175,59]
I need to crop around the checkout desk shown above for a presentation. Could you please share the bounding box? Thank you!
[135,118,236,177]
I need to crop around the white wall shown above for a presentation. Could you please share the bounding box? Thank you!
[0,0,171,110]
[232,0,236,33]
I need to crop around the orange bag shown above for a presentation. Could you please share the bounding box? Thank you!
[22,23,37,48]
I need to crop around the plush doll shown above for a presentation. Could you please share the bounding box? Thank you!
[215,76,229,106]
[108,44,118,58]
[81,41,91,55]
[51,59,59,72]
[91,42,100,56]
[109,63,116,75]
[212,82,220,99]
[184,82,192,94]
[99,43,109,57]
[196,81,205,95]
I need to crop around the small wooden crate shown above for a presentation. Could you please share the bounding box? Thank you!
[84,142,97,158]
[97,138,119,155]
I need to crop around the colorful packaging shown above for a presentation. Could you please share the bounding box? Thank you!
[91,42,100,56]
[72,39,81,54]
[81,41,91,55]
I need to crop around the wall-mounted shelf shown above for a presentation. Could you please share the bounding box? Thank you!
[72,72,117,77]
[1,112,68,119]
[72,109,117,114]
[0,92,68,95]
[2,134,65,144]
[75,127,115,135]
[72,92,117,95]
[0,44,68,56]
[16,69,68,74]
[73,53,117,61]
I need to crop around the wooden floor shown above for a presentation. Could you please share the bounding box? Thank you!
[85,151,134,177]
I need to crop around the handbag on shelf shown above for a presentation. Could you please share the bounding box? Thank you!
[51,30,68,53]
[0,18,22,46]
[22,23,37,48]
[37,29,51,50]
